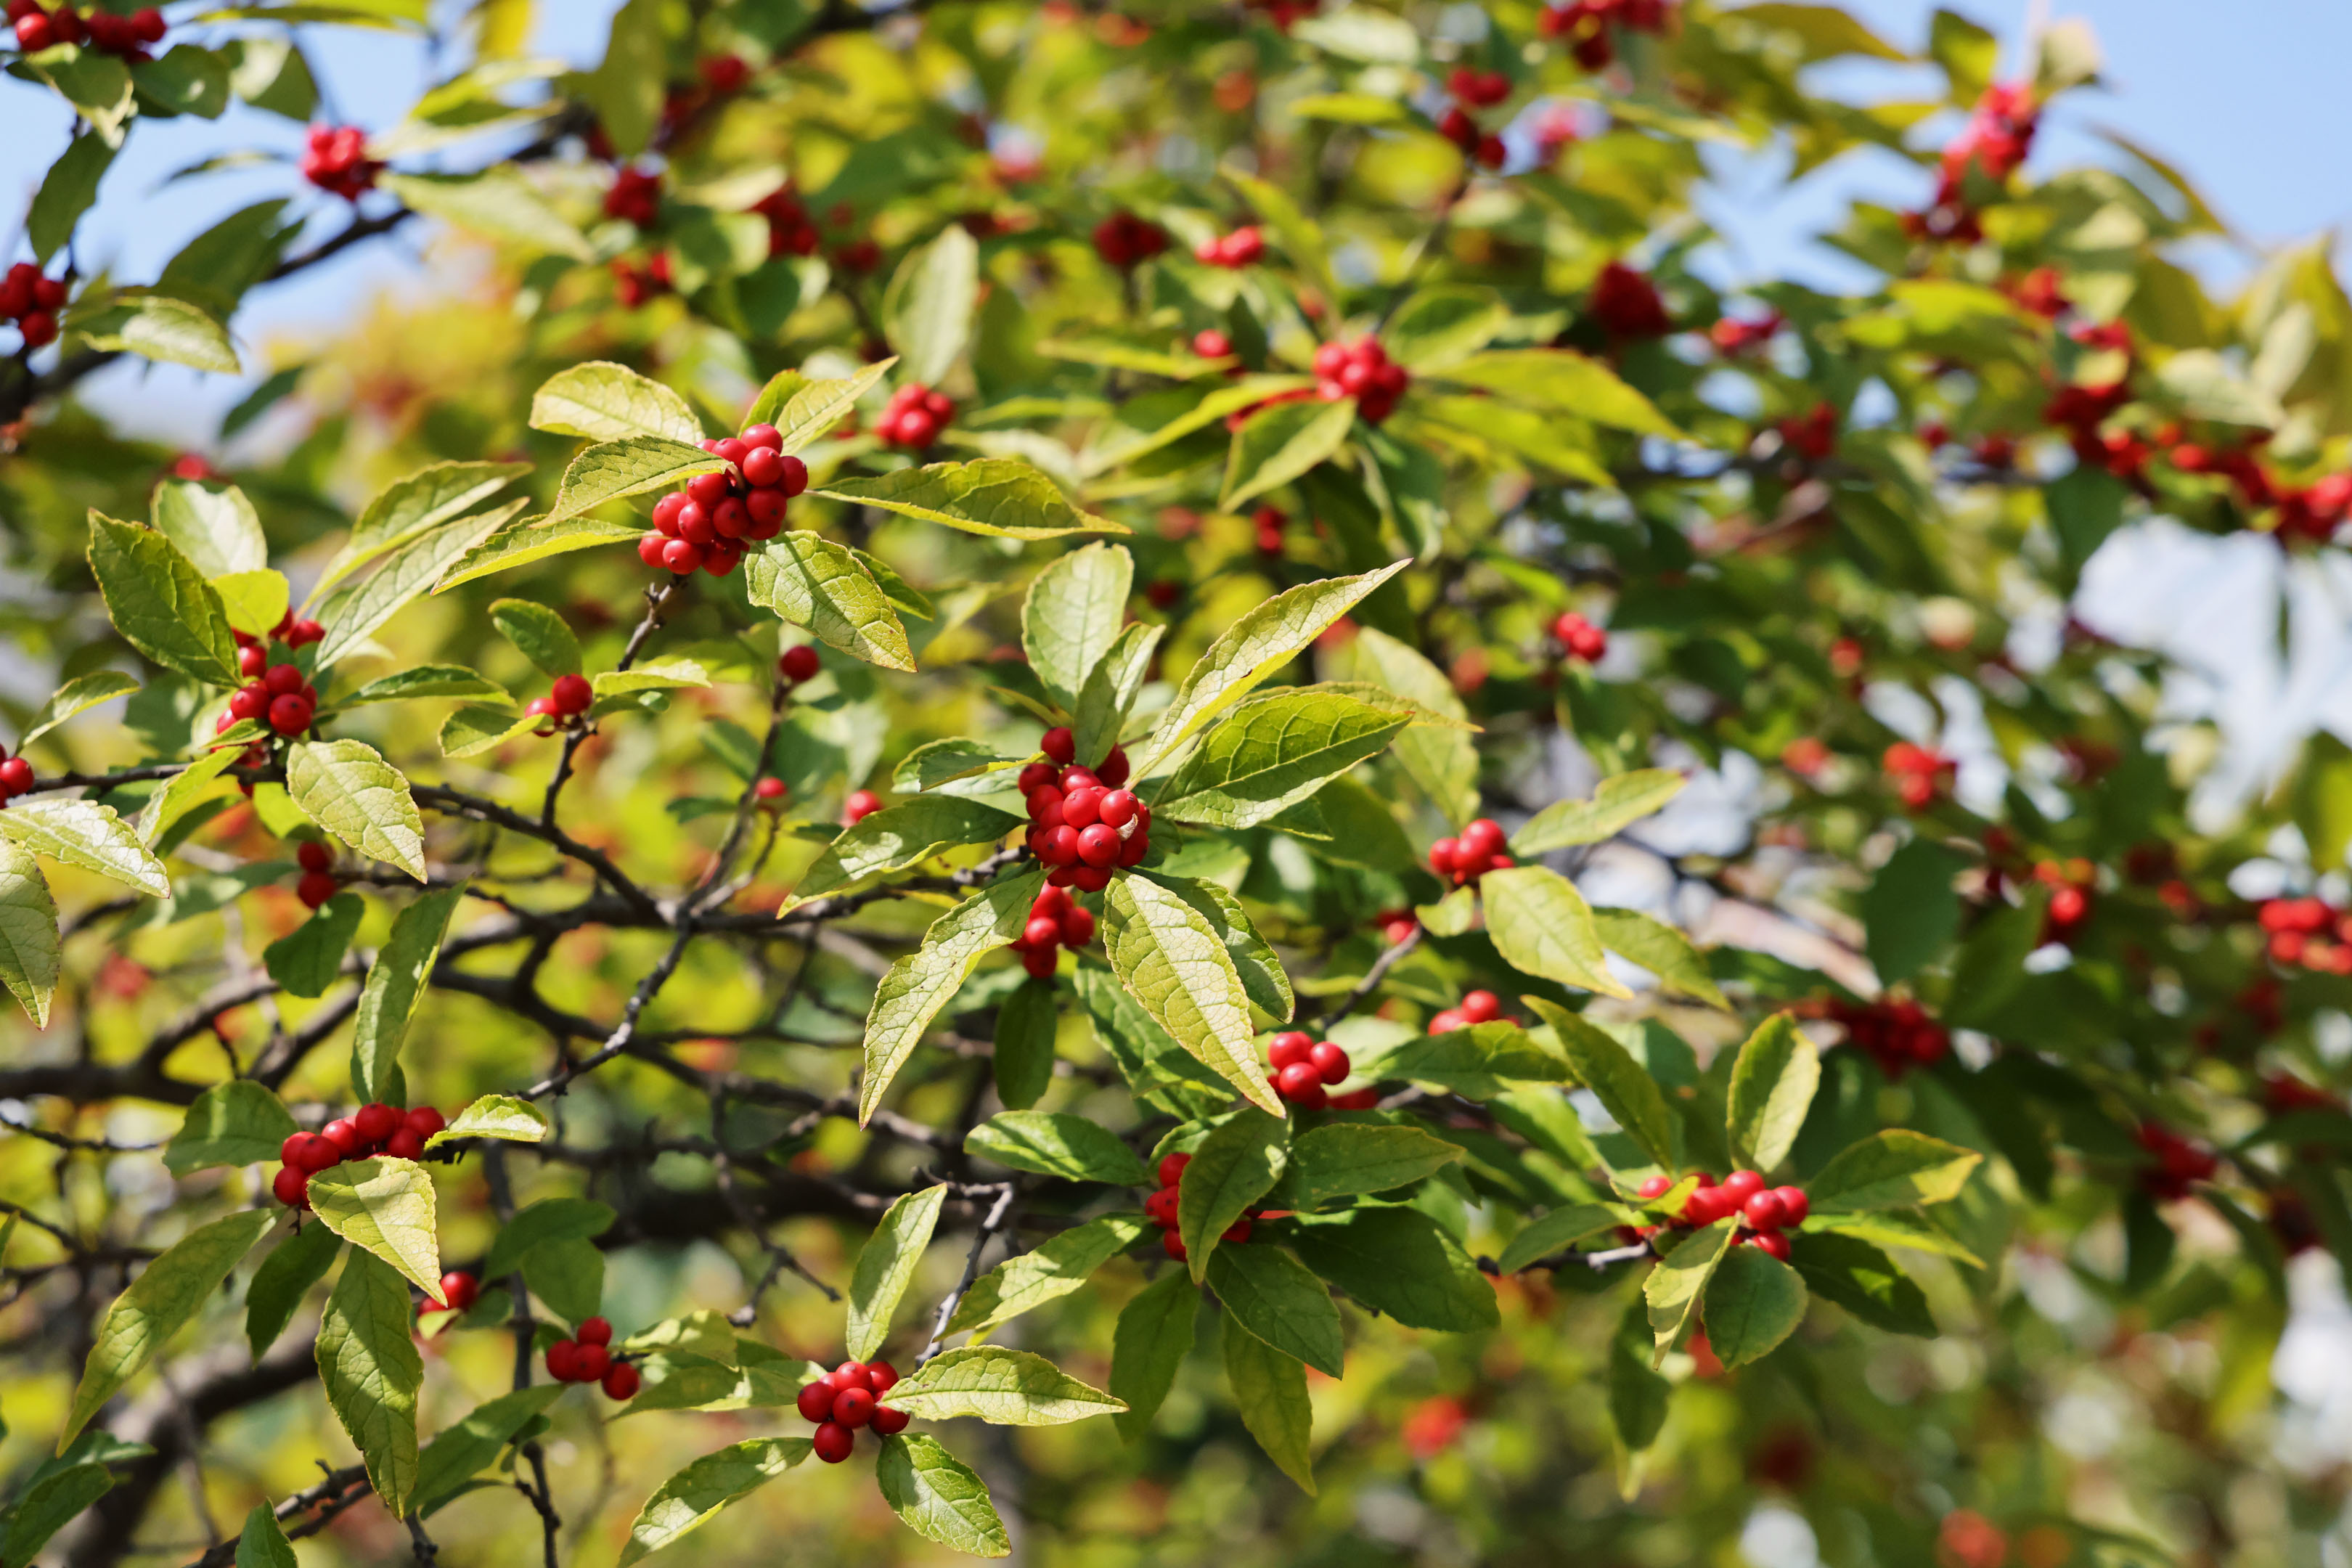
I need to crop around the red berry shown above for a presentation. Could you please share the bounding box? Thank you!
[1309,1041,1351,1085]
[1059,767,1099,792]
[1077,823,1121,867]
[405,1106,446,1138]
[661,539,704,573]
[545,1340,582,1381]
[1041,727,1076,764]
[1773,1186,1808,1226]
[0,756,30,796]
[354,1103,401,1143]
[1276,1061,1323,1101]
[812,1421,854,1463]
[1743,1191,1789,1231]
[1097,788,1138,828]
[1459,989,1499,1024]
[741,446,784,487]
[271,1166,310,1208]
[439,1270,478,1310]
[1037,825,1080,866]
[1720,1169,1765,1205]
[574,1344,611,1381]
[1144,1186,1180,1226]
[602,1363,642,1400]
[780,645,821,683]
[1061,786,1102,828]
[1058,906,1095,947]
[228,687,267,722]
[1018,761,1057,794]
[1027,786,1066,825]
[297,841,333,874]
[322,1117,362,1155]
[296,871,338,910]
[238,644,267,678]
[1158,1152,1191,1188]
[1024,915,1063,949]
[774,454,809,497]
[742,423,783,449]
[269,694,314,737]
[1268,1031,1313,1069]
[1751,1231,1792,1262]
[264,663,303,696]
[871,1405,910,1435]
[1636,1175,1673,1200]
[755,777,788,801]
[1461,818,1506,858]
[1098,747,1131,787]
[844,788,883,824]
[833,1386,876,1428]
[864,1359,899,1393]
[551,673,592,715]
[1162,1230,1188,1262]
[385,1128,425,1161]
[576,1315,612,1347]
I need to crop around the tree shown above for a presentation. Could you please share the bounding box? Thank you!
[0,1,2337,1564]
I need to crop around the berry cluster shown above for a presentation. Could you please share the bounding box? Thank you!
[640,423,807,578]
[611,253,672,309]
[1827,996,1948,1077]
[0,262,65,350]
[1021,727,1148,886]
[1709,310,1782,356]
[796,1358,909,1462]
[1906,83,2038,245]
[9,1,163,57]
[1539,0,1673,70]
[752,187,820,258]
[525,673,595,732]
[1427,989,1510,1036]
[1428,817,1514,886]
[2134,1122,2216,1201]
[292,839,341,910]
[877,383,955,449]
[417,1268,478,1318]
[544,1317,640,1399]
[1141,1153,1265,1261]
[1436,67,1511,168]
[2167,434,2352,547]
[1638,1169,1808,1260]
[1251,505,1286,556]
[1553,611,1607,663]
[1882,740,1953,810]
[272,1102,448,1207]
[219,658,321,740]
[1193,226,1264,268]
[1266,1030,1373,1109]
[300,124,378,201]
[605,166,662,228]
[1013,883,1095,979]
[1588,260,1672,339]
[2256,896,2352,973]
[1310,338,1408,424]
[1776,402,1837,462]
[1090,211,1169,269]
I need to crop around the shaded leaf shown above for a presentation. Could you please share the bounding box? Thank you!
[859,873,1046,1124]
[846,1183,947,1363]
[63,1209,276,1447]
[163,1079,297,1175]
[965,1112,1149,1185]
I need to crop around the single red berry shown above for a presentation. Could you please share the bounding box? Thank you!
[297,841,333,874]
[1267,1031,1313,1069]
[602,1363,642,1400]
[545,1340,582,1382]
[863,1359,899,1392]
[830,1360,874,1389]
[295,871,338,910]
[780,645,822,683]
[271,1166,310,1208]
[1720,1169,1765,1205]
[1743,1191,1789,1231]
[742,423,783,450]
[1773,1185,1808,1225]
[1077,823,1120,867]
[1309,1041,1351,1085]
[264,663,304,696]
[269,694,313,737]
[1017,761,1057,794]
[1276,1061,1323,1101]
[551,673,592,715]
[440,1271,478,1310]
[1145,1186,1180,1226]
[1461,818,1506,858]
[754,777,788,803]
[812,1421,854,1463]
[574,1344,611,1381]
[844,789,883,825]
[354,1103,401,1143]
[1459,989,1499,1023]
[1751,1231,1792,1262]
[797,1379,838,1422]
[1040,727,1076,764]
[385,1128,425,1161]
[1636,1175,1673,1200]
[1097,746,1131,787]
[404,1106,446,1138]
[1061,787,1102,828]
[1097,788,1138,828]
[1162,1230,1188,1261]
[576,1315,612,1347]
[322,1117,362,1156]
[1058,906,1095,947]
[872,1405,910,1435]
[1158,1151,1191,1188]
[833,1386,876,1428]
[238,644,267,678]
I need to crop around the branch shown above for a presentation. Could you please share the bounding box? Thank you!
[916,1183,1016,1365]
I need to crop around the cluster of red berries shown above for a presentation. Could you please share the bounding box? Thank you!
[605,166,662,228]
[2134,1122,2216,1202]
[1906,82,2038,246]
[2256,896,2352,973]
[2263,1072,2340,1118]
[1090,211,1169,269]
[1776,403,1837,462]
[1013,884,1095,979]
[1265,1030,1372,1110]
[292,839,341,910]
[640,423,807,577]
[1882,740,1954,810]
[1141,1153,1262,1261]
[1428,817,1514,887]
[9,1,163,57]
[272,1102,449,1207]
[523,672,595,732]
[1192,226,1264,268]
[2168,435,2352,547]
[218,659,320,741]
[1638,1169,1808,1260]
[1709,310,1782,356]
[1828,996,1948,1077]
[417,1268,478,1318]
[1250,505,1287,555]
[611,253,672,309]
[876,383,955,449]
[1539,0,1673,70]
[1310,338,1408,424]
[544,1316,641,1399]
[1021,729,1149,886]
[300,124,378,201]
[0,262,65,350]
[1588,260,1672,339]
[797,1358,910,1462]
[1427,989,1511,1036]
[751,186,821,258]
[1553,611,1607,663]
[1435,68,1511,168]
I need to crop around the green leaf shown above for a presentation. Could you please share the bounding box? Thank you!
[313,503,526,668]
[163,1080,298,1175]
[0,840,59,1028]
[883,1345,1128,1424]
[948,1214,1152,1336]
[285,740,426,883]
[1225,166,1337,301]
[523,1236,603,1324]
[433,513,644,593]
[1103,873,1283,1116]
[337,664,507,706]
[1283,1123,1463,1209]
[743,531,916,673]
[86,513,240,686]
[438,702,539,758]
[379,169,590,258]
[483,1198,613,1279]
[1021,541,1132,709]
[748,358,895,452]
[425,1093,549,1149]
[306,1156,445,1303]
[1290,1206,1498,1332]
[315,1248,424,1517]
[245,1220,340,1359]
[415,1385,568,1517]
[965,1111,1150,1185]
[1157,875,1293,1022]
[1177,1109,1288,1282]
[858,872,1047,1124]
[1131,562,1408,776]
[321,459,528,599]
[813,460,1126,541]
[1435,350,1679,436]
[991,979,1058,1112]
[581,0,660,154]
[1609,1298,1670,1453]
[261,891,363,999]
[1222,1318,1315,1495]
[530,361,704,445]
[846,1183,947,1363]
[1805,1130,1983,1212]
[486,598,581,677]
[1483,867,1632,998]
[0,800,170,898]
[591,658,708,698]
[1220,395,1357,512]
[68,291,239,372]
[1701,1244,1808,1368]
[1110,1266,1196,1442]
[1371,1019,1571,1098]
[1344,627,1477,827]
[874,1435,1011,1559]
[1723,1013,1818,1172]
[136,747,239,849]
[1524,998,1675,1167]
[4,1453,120,1568]
[794,799,1022,899]
[28,131,115,264]
[882,224,979,385]
[212,568,290,638]
[1497,1203,1625,1274]
[20,669,141,748]
[1072,621,1161,769]
[1789,1231,1935,1335]
[1156,688,1413,829]
[1381,287,1508,372]
[1802,1209,1982,1267]
[1513,769,1686,854]
[233,1503,297,1568]
[131,43,232,117]
[157,200,295,312]
[1861,837,1964,984]
[544,434,724,527]
[1591,907,1726,1009]
[62,1208,276,1447]
[23,44,134,136]
[1643,1217,1735,1366]
[1205,1244,1344,1374]
[613,1437,810,1566]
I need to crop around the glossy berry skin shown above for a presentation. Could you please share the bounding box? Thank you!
[271,1166,310,1208]
[354,1102,401,1143]
[1158,1152,1191,1188]
[1077,824,1120,867]
[322,1118,362,1156]
[1636,1175,1673,1200]
[754,777,787,802]
[576,1316,612,1347]
[384,1128,425,1160]
[282,1132,340,1172]
[1040,727,1076,764]
[779,645,821,683]
[573,1344,611,1381]
[439,1271,478,1311]
[1719,1169,1765,1206]
[1309,1041,1351,1085]
[1742,1191,1789,1231]
[812,1421,854,1463]
[1460,990,1500,1024]
[844,789,883,825]
[1773,1186,1809,1226]
[796,1379,837,1422]
[545,1341,582,1382]
[551,673,592,715]
[833,1387,876,1429]
[405,1106,446,1138]
[1144,1186,1180,1226]
[871,1405,910,1435]
[297,841,333,874]
[1267,1030,1312,1069]
[831,1360,873,1389]
[602,1363,642,1400]
[1749,1231,1792,1262]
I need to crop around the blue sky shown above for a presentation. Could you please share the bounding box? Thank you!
[3,1,2348,442]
